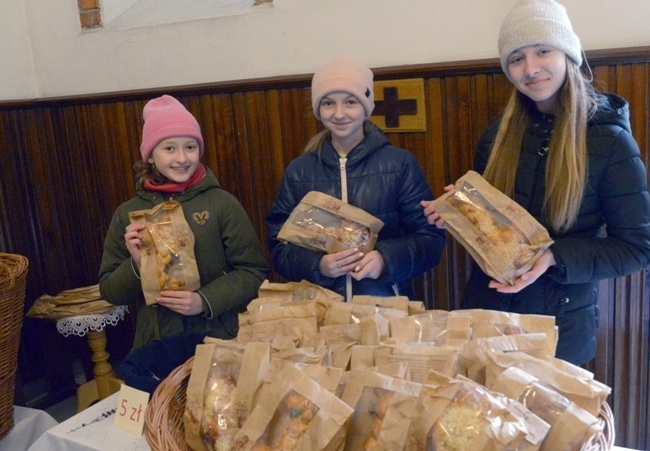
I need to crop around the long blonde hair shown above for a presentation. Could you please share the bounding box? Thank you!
[483,59,602,233]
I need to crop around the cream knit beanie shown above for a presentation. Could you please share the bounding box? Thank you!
[498,0,582,80]
[311,57,375,119]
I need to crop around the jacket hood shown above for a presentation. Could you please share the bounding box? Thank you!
[591,92,631,132]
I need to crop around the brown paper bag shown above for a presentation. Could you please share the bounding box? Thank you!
[339,368,422,450]
[184,341,270,451]
[487,365,602,451]
[484,350,611,417]
[431,171,553,285]
[407,372,550,450]
[129,201,200,305]
[278,191,384,253]
[232,359,354,450]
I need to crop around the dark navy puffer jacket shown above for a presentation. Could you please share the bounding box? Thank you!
[266,121,446,299]
[466,93,650,365]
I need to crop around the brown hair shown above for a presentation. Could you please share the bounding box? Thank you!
[133,160,169,187]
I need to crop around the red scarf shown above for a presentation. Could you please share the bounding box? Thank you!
[145,164,207,193]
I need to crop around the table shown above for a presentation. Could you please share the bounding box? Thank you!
[24,391,644,451]
[56,306,127,412]
[0,406,58,451]
[28,392,150,451]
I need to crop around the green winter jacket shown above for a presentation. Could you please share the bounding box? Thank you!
[99,167,269,350]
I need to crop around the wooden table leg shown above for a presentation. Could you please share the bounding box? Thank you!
[76,328,116,412]
[88,328,115,399]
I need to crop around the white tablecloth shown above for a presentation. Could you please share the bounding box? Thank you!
[21,393,643,451]
[0,406,58,451]
[28,393,150,451]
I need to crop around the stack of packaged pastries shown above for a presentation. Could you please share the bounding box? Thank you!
[181,280,610,450]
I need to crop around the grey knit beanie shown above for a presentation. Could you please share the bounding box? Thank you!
[498,0,582,80]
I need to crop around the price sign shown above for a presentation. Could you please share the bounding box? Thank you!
[114,384,150,435]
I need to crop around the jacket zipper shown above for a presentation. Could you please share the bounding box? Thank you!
[339,158,353,302]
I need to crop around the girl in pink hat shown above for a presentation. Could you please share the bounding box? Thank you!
[422,0,650,365]
[99,95,269,350]
[266,57,446,302]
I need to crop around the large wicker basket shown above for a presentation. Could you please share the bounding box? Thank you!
[0,253,29,440]
[144,357,615,451]
[145,356,194,451]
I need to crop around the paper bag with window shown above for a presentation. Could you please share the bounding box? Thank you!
[129,200,200,305]
[431,171,553,285]
[278,191,384,253]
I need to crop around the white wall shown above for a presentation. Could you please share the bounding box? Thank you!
[3,0,650,101]
[1,0,37,100]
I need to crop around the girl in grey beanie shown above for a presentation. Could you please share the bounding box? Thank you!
[423,0,650,365]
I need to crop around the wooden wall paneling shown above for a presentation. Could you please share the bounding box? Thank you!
[424,77,451,309]
[198,94,219,173]
[252,89,284,246]
[242,89,276,235]
[273,89,299,190]
[592,279,614,404]
[302,87,321,147]
[60,104,105,281]
[210,92,239,198]
[612,273,648,448]
[640,270,650,449]
[626,64,648,160]
[392,131,435,307]
[13,106,83,401]
[629,272,649,448]
[439,74,481,311]
[234,90,262,217]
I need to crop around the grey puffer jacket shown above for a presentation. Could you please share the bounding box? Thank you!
[99,167,269,350]
[466,93,650,365]
[266,121,446,299]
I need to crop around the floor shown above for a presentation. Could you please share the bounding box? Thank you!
[44,395,79,423]
[22,358,86,424]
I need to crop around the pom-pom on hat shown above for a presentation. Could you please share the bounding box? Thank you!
[311,57,375,120]
[498,0,582,80]
[140,95,204,161]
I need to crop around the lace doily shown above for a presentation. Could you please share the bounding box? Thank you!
[56,305,128,337]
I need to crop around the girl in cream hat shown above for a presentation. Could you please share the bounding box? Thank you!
[267,57,446,301]
[423,0,650,365]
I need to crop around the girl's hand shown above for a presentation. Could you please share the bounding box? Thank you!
[348,250,385,281]
[319,247,365,278]
[124,222,146,267]
[421,185,454,229]
[488,249,557,293]
[156,290,205,316]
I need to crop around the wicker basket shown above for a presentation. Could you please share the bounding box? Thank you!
[144,356,615,451]
[145,356,194,451]
[0,253,29,440]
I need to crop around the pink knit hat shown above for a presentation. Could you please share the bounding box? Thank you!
[311,57,375,120]
[140,95,204,161]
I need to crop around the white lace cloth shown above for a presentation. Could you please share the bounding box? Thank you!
[56,306,128,337]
